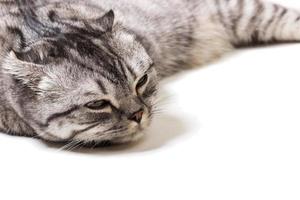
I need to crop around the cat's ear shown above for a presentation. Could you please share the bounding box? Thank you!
[13,41,60,65]
[2,51,57,93]
[96,10,115,32]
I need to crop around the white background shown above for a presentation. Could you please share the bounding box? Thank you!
[1,0,300,199]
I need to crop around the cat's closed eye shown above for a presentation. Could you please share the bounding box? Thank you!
[85,100,111,110]
[136,74,148,91]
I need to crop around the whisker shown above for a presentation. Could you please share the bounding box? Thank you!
[57,140,76,152]
[67,141,83,151]
[92,127,128,141]
[102,128,128,137]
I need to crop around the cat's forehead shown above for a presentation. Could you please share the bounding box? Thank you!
[92,30,153,71]
[74,76,136,105]
[42,28,153,97]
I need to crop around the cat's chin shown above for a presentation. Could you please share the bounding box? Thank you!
[41,130,146,149]
[63,124,147,148]
[110,130,145,145]
[70,130,145,148]
[88,117,151,146]
[92,127,146,146]
[40,118,151,147]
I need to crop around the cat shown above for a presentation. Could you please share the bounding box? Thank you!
[0,0,299,147]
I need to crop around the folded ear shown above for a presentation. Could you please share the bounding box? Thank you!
[95,10,115,32]
[2,51,57,93]
[14,40,61,64]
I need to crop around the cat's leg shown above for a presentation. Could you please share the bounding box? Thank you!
[213,0,300,46]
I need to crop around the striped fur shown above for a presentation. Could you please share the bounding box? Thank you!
[0,0,299,146]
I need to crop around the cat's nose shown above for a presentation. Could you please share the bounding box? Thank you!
[128,109,144,123]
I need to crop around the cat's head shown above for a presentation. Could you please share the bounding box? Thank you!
[2,11,158,145]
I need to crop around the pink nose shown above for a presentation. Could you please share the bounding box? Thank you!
[128,109,144,123]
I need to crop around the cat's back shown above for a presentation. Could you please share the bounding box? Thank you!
[88,0,202,74]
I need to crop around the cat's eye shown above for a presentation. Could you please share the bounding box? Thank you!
[85,100,110,110]
[136,74,148,89]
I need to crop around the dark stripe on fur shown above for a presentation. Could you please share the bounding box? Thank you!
[45,106,80,125]
[7,26,26,48]
[16,0,60,37]
[96,79,108,94]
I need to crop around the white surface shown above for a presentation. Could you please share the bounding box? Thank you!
[1,1,300,200]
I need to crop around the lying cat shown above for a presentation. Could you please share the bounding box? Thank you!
[0,0,298,147]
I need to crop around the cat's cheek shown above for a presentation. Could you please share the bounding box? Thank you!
[45,122,88,141]
[141,114,152,129]
[71,126,112,143]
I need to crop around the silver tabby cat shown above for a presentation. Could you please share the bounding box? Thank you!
[0,0,299,146]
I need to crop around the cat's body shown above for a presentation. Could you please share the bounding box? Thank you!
[0,0,299,146]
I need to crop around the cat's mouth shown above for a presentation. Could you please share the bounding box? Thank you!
[99,123,145,145]
[106,115,150,144]
[71,128,145,148]
[66,121,148,146]
[110,129,145,144]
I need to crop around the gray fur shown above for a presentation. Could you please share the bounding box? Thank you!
[0,0,299,146]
